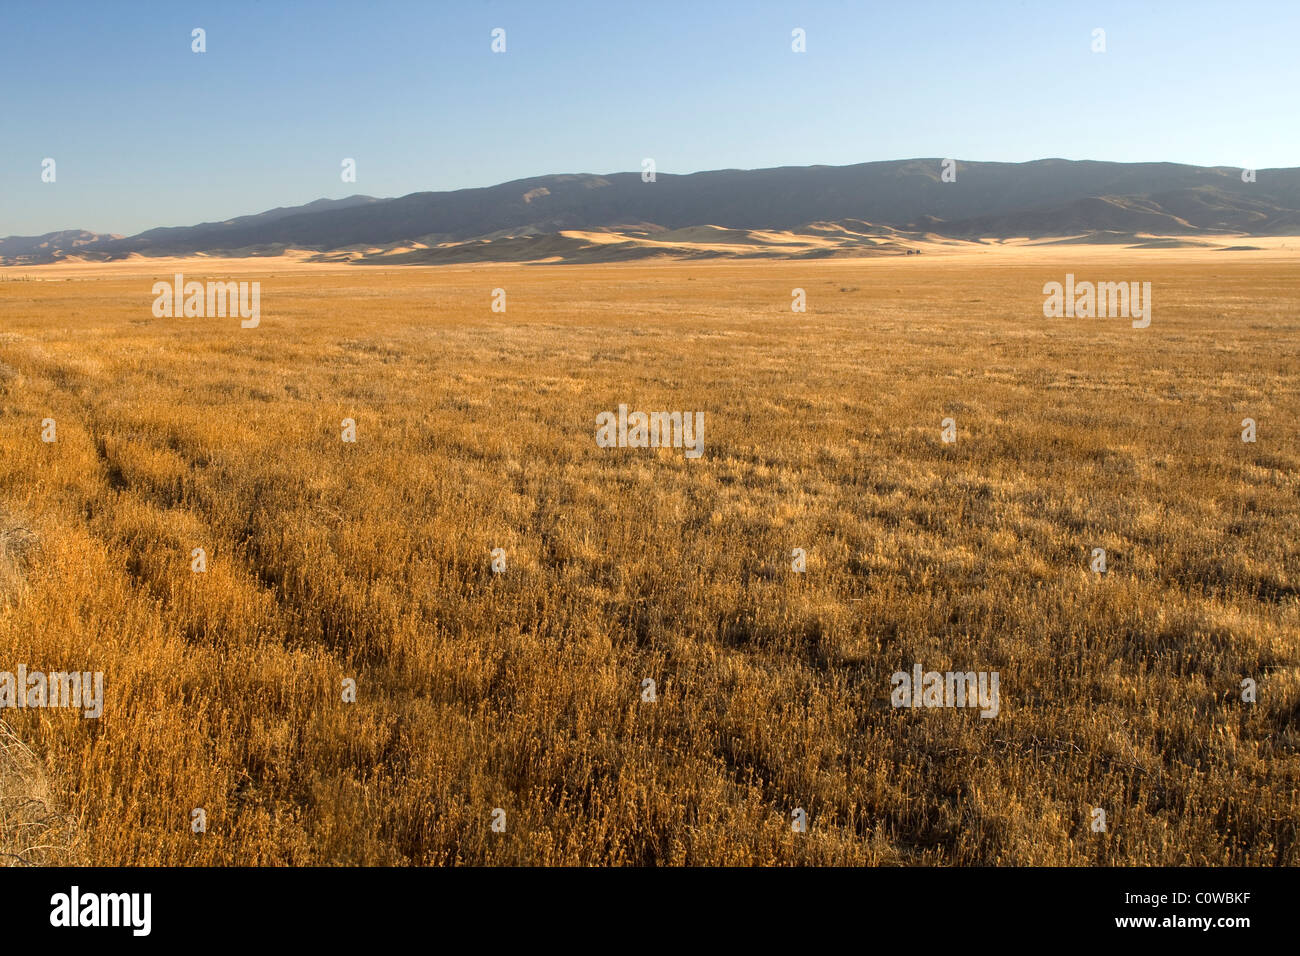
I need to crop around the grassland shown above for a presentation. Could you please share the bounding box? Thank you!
[0,248,1297,865]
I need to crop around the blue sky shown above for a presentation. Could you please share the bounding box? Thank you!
[2,0,1296,236]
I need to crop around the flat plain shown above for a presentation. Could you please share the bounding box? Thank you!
[1,245,1297,864]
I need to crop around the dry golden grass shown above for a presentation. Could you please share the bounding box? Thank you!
[0,250,1297,865]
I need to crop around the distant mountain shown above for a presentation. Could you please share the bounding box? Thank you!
[0,229,123,261]
[5,160,1300,264]
[117,195,384,249]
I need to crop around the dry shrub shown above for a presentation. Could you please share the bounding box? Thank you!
[0,508,38,605]
[0,720,77,866]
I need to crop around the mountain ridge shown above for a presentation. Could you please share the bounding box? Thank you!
[4,159,1298,265]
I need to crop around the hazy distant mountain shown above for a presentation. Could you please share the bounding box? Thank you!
[118,195,384,249]
[0,229,123,261]
[6,160,1300,264]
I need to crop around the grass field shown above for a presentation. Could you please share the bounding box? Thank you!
[1,249,1298,865]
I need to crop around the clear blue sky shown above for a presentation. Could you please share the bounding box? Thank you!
[2,0,1296,236]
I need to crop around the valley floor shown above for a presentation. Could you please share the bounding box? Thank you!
[0,249,1297,864]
